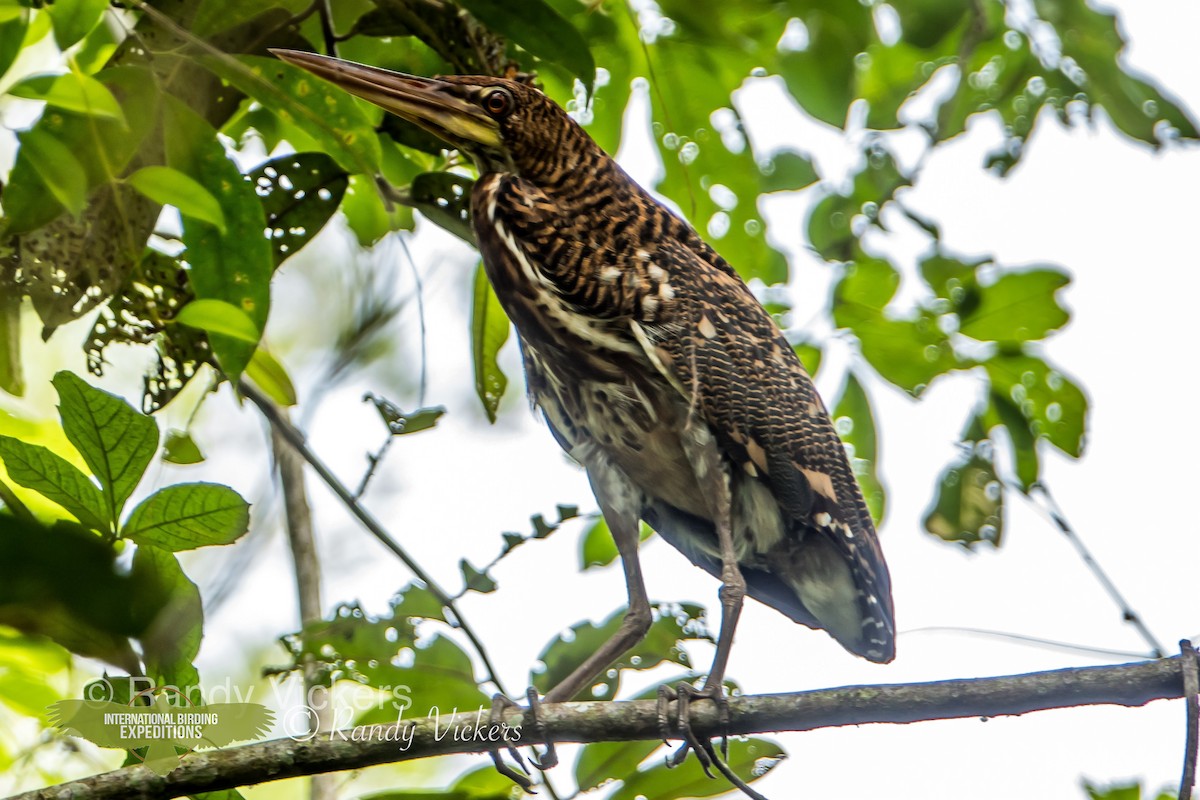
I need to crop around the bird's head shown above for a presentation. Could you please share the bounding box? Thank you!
[272,50,592,182]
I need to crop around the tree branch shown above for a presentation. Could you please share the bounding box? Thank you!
[240,381,510,697]
[15,654,1196,800]
[270,416,336,800]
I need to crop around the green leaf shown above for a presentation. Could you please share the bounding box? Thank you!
[0,514,164,671]
[121,483,250,551]
[45,0,108,50]
[959,268,1071,342]
[392,583,446,624]
[923,417,1004,548]
[15,127,88,218]
[534,603,708,702]
[779,8,870,127]
[200,55,382,175]
[8,71,125,122]
[163,97,272,385]
[129,545,203,688]
[245,348,297,407]
[52,371,157,526]
[575,737,662,794]
[984,351,1088,458]
[609,737,786,800]
[984,389,1039,489]
[833,257,960,394]
[364,393,445,435]
[126,166,227,232]
[162,430,204,466]
[759,149,819,192]
[247,152,349,268]
[0,16,30,84]
[792,341,822,376]
[579,517,653,571]
[0,292,23,398]
[0,64,160,235]
[0,435,109,531]
[470,263,510,423]
[410,171,475,243]
[832,372,885,525]
[458,559,497,595]
[176,299,260,344]
[459,0,595,96]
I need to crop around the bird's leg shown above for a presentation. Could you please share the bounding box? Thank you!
[544,481,652,705]
[665,432,745,766]
[488,694,533,792]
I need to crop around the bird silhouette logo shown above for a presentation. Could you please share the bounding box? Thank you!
[48,687,274,776]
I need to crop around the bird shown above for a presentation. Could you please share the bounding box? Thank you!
[272,47,895,753]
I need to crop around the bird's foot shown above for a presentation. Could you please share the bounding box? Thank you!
[487,688,558,793]
[656,681,729,774]
[488,693,533,792]
[656,681,771,800]
[522,687,558,770]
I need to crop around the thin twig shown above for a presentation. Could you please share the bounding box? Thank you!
[269,415,336,800]
[1023,483,1167,657]
[316,0,337,57]
[394,234,429,407]
[17,655,1195,800]
[240,380,509,697]
[352,435,395,500]
[1181,639,1199,800]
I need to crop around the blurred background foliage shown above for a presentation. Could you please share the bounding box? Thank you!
[0,0,1194,797]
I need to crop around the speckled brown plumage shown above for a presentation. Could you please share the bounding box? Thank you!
[272,53,896,708]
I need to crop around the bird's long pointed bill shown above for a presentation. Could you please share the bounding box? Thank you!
[270,49,501,149]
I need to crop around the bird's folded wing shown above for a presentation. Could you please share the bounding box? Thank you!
[631,241,894,619]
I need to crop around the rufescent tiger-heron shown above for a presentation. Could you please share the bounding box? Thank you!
[273,48,896,781]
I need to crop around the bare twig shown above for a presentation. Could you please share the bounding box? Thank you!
[240,380,509,697]
[1182,639,1199,800]
[1024,484,1167,657]
[316,0,337,57]
[15,654,1198,800]
[269,415,336,800]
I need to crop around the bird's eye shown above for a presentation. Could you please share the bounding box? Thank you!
[482,88,513,118]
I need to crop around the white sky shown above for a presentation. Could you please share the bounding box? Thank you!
[3,1,1198,797]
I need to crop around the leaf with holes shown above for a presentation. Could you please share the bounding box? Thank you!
[470,263,510,423]
[121,483,250,552]
[410,172,475,243]
[52,372,157,526]
[163,97,271,384]
[246,152,348,268]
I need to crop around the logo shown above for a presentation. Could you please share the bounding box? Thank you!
[48,681,274,776]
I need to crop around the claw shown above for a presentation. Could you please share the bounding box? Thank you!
[660,681,715,776]
[524,687,558,770]
[490,694,534,792]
